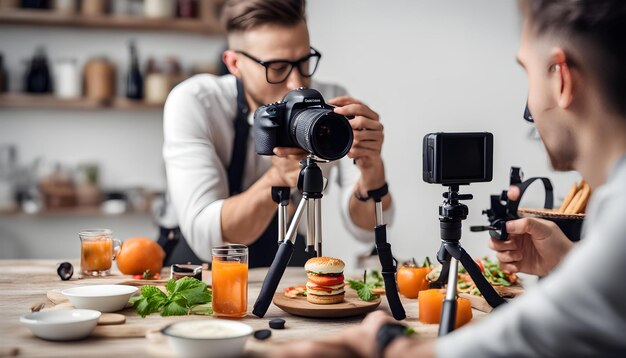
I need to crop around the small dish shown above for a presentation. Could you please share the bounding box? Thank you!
[62,285,138,312]
[161,320,253,358]
[20,309,101,341]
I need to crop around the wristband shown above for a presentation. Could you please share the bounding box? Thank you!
[376,323,408,358]
[355,182,389,202]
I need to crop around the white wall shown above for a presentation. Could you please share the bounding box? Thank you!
[307,0,580,269]
[0,1,580,265]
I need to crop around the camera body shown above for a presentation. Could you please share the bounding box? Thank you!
[423,132,493,185]
[253,87,353,161]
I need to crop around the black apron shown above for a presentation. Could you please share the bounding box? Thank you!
[158,79,307,268]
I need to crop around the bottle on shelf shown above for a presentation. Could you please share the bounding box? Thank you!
[24,47,52,94]
[125,41,143,100]
[0,53,8,93]
[144,58,169,104]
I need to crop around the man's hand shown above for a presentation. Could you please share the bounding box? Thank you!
[273,311,394,358]
[489,186,574,276]
[329,96,386,194]
[270,147,307,188]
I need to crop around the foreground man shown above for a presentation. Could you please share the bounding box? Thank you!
[275,0,626,356]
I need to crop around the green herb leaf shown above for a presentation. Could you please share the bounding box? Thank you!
[130,278,212,318]
[161,300,188,316]
[190,303,213,316]
[348,279,379,302]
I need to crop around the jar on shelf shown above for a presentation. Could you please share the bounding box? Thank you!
[143,57,170,104]
[84,57,116,102]
[52,0,77,14]
[53,58,81,99]
[177,0,197,18]
[81,0,108,16]
[144,0,175,18]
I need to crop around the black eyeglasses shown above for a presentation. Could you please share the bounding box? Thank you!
[524,100,534,123]
[236,47,322,84]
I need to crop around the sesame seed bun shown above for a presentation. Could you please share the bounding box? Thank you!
[304,257,345,274]
[306,292,345,304]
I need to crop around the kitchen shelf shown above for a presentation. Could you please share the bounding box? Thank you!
[0,8,224,35]
[0,206,151,217]
[0,93,164,110]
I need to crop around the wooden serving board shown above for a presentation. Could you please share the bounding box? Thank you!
[273,289,380,318]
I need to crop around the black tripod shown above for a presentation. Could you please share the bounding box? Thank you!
[253,155,327,317]
[430,185,506,336]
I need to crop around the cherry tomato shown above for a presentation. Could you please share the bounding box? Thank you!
[474,259,485,273]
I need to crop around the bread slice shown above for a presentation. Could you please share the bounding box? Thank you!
[306,292,345,305]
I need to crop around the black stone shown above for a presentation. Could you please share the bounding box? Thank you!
[57,262,73,281]
[254,329,272,340]
[269,319,286,329]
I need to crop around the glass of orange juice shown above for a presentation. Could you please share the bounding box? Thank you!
[211,244,248,318]
[79,229,121,276]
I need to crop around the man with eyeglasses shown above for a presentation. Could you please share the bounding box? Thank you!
[275,0,626,357]
[160,0,392,266]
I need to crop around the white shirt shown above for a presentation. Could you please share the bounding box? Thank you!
[436,154,626,357]
[163,74,393,261]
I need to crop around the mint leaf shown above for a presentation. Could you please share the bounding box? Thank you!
[165,279,177,295]
[190,303,213,316]
[141,285,166,299]
[130,278,213,318]
[162,300,188,316]
[348,280,379,301]
[180,285,212,306]
[348,280,365,291]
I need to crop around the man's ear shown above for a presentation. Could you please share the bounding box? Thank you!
[549,48,573,109]
[222,50,242,79]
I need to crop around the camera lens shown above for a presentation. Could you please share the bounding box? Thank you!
[290,109,353,161]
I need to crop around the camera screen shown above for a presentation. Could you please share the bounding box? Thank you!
[441,137,486,181]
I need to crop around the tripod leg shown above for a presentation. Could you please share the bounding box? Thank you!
[438,258,459,336]
[253,197,307,318]
[314,198,322,257]
[375,224,406,320]
[446,244,506,308]
[430,244,451,288]
[306,199,316,257]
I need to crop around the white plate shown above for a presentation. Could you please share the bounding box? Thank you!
[62,285,138,312]
[20,309,101,341]
[161,320,253,358]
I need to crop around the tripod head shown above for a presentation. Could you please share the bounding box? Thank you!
[297,155,326,199]
[439,185,473,243]
[470,167,553,241]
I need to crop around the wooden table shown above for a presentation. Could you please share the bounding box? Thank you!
[0,260,485,357]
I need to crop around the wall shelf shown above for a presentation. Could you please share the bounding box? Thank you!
[0,8,223,35]
[0,93,164,111]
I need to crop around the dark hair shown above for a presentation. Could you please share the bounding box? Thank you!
[519,0,626,117]
[220,0,306,33]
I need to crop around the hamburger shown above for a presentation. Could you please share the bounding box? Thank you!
[305,257,345,304]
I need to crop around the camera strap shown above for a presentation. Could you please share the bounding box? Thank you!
[227,79,250,196]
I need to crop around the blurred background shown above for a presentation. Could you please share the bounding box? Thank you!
[0,0,579,269]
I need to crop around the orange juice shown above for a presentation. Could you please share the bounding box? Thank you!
[81,239,113,273]
[212,260,248,317]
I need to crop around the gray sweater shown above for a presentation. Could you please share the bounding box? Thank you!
[436,154,626,357]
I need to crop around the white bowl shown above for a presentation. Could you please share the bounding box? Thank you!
[62,285,138,312]
[20,309,101,341]
[161,320,253,358]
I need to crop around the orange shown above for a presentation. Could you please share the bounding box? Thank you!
[397,266,431,298]
[418,289,473,328]
[115,237,164,276]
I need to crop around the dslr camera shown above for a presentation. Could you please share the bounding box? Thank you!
[253,87,354,161]
[423,132,493,185]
